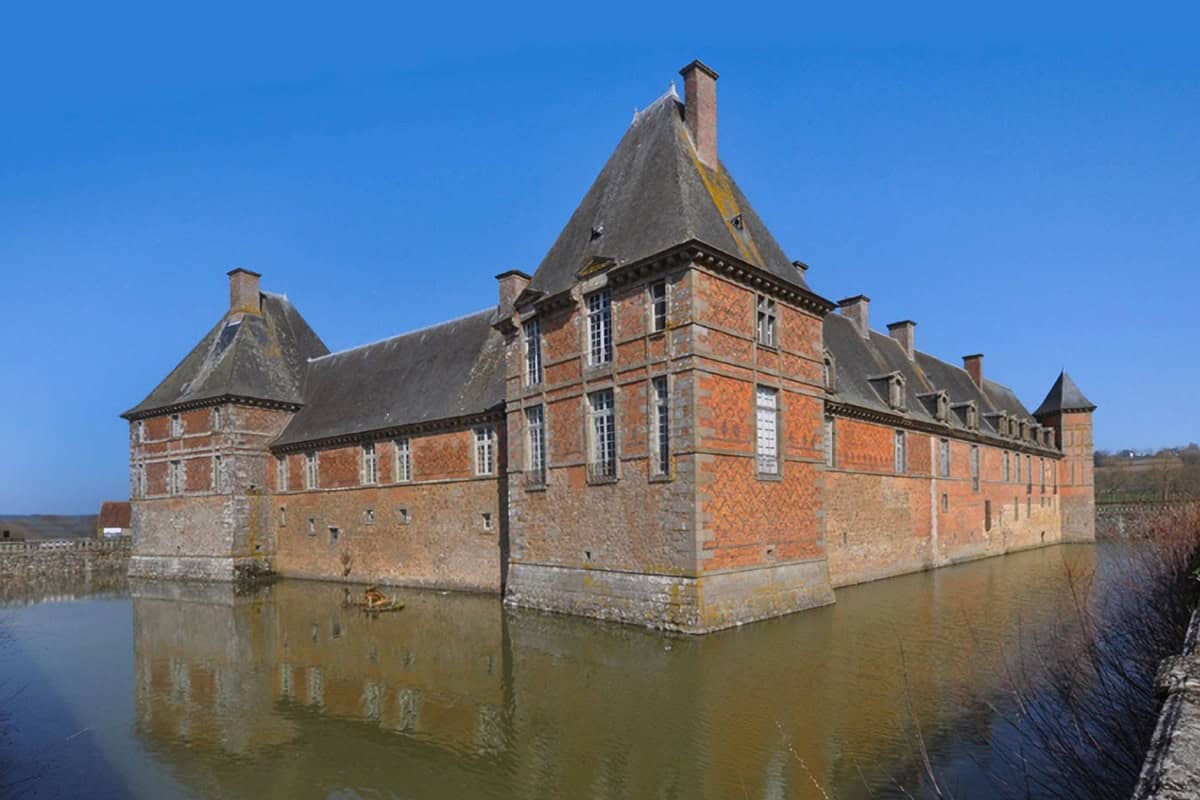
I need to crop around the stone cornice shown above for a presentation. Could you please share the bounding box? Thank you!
[121,395,300,421]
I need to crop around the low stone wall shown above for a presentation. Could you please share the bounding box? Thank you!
[1134,603,1200,799]
[1097,501,1200,539]
[0,537,131,580]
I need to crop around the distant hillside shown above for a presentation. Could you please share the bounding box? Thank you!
[1095,444,1200,503]
[0,515,98,541]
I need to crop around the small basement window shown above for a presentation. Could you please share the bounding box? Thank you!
[398,507,410,524]
[482,512,493,531]
[364,508,375,525]
[308,517,316,536]
[329,526,340,544]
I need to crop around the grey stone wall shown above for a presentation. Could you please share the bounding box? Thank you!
[1096,501,1200,540]
[1134,605,1200,799]
[0,537,130,580]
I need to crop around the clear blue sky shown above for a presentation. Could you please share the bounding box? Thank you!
[2,4,1197,513]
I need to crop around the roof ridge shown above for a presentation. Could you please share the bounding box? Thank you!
[310,307,495,362]
[632,83,681,125]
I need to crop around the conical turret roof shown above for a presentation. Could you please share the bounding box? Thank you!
[1033,370,1097,416]
[526,89,808,299]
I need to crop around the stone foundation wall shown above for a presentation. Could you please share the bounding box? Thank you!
[0,537,130,580]
[1134,604,1200,799]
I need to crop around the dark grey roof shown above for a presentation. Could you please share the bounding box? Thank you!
[526,89,807,299]
[123,293,328,418]
[272,309,506,448]
[1034,370,1097,416]
[824,312,1045,444]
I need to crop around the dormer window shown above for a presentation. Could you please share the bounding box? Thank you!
[823,349,836,393]
[965,403,978,431]
[888,374,906,411]
[936,392,949,422]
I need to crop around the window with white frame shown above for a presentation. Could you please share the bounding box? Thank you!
[523,318,543,386]
[1015,452,1022,483]
[756,386,779,475]
[474,426,496,476]
[171,414,183,437]
[169,460,182,495]
[526,406,546,484]
[1002,451,1010,482]
[132,463,146,498]
[756,295,777,347]
[586,290,613,366]
[305,451,318,489]
[652,376,670,476]
[824,416,836,467]
[970,446,980,491]
[894,430,907,474]
[276,455,287,491]
[213,455,224,492]
[362,442,378,485]
[137,420,146,443]
[1040,457,1046,493]
[395,438,412,482]
[1026,455,1032,493]
[938,439,950,478]
[587,389,617,480]
[212,406,222,431]
[649,280,668,333]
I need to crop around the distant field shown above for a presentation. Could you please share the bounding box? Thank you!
[0,515,98,541]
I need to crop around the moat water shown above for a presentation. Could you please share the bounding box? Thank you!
[0,544,1131,799]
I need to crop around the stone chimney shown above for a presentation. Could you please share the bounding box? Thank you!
[495,270,531,316]
[838,295,871,339]
[963,354,984,387]
[887,320,916,361]
[227,268,262,314]
[680,60,719,169]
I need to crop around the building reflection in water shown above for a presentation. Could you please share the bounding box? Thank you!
[131,543,1102,799]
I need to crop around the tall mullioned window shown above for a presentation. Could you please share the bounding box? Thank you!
[938,439,950,478]
[1026,455,1032,494]
[276,455,287,491]
[1002,451,1010,482]
[362,443,378,485]
[586,290,613,366]
[213,455,224,492]
[650,281,668,333]
[587,389,616,480]
[526,406,546,485]
[824,416,836,467]
[652,376,670,476]
[169,460,182,495]
[137,420,146,443]
[970,446,980,491]
[212,406,222,431]
[171,414,183,437]
[305,452,318,489]
[132,463,146,498]
[475,426,496,476]
[756,386,779,475]
[894,430,907,474]
[523,318,542,386]
[395,438,412,482]
[757,295,777,347]
[1040,457,1046,493]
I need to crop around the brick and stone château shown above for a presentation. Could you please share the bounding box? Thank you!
[121,60,1097,633]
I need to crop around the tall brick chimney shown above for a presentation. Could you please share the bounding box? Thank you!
[495,269,531,316]
[227,268,262,314]
[838,295,871,339]
[680,59,719,169]
[963,354,984,387]
[887,320,916,360]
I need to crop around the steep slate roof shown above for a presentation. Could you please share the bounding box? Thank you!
[1034,370,1097,416]
[526,89,808,299]
[824,313,1046,444]
[123,292,328,418]
[273,309,506,449]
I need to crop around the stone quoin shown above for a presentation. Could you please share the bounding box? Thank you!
[120,60,1096,633]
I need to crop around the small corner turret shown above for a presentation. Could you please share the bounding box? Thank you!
[1035,370,1097,541]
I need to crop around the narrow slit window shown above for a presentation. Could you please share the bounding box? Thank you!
[756,386,779,475]
[523,318,543,386]
[652,376,670,476]
[650,280,668,333]
[213,455,224,492]
[756,295,777,347]
[362,442,378,485]
[586,290,613,366]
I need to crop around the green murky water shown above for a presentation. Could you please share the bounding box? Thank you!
[0,544,1120,798]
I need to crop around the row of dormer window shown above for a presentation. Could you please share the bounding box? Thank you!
[521,286,779,388]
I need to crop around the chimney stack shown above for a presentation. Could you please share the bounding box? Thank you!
[963,354,984,387]
[227,268,262,314]
[495,269,531,316]
[887,320,917,360]
[679,59,719,169]
[838,295,871,339]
